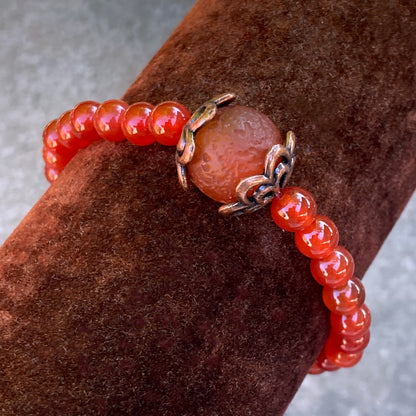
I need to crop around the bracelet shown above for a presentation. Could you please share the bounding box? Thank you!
[42,93,371,374]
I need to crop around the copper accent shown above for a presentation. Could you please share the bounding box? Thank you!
[176,94,296,216]
[219,131,296,216]
[176,93,236,190]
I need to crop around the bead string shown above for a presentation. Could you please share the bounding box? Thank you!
[42,98,371,374]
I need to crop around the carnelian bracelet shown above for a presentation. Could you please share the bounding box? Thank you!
[42,93,371,374]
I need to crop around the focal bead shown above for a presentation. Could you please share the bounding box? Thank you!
[94,99,129,142]
[121,102,155,146]
[294,215,339,259]
[271,186,317,231]
[322,277,365,315]
[310,246,355,287]
[187,105,283,203]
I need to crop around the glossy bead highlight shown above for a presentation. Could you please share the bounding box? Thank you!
[294,215,339,259]
[43,119,74,155]
[44,165,62,183]
[42,146,75,170]
[149,101,190,146]
[94,99,129,142]
[330,304,372,337]
[315,350,340,372]
[121,102,155,146]
[325,343,363,368]
[57,110,90,149]
[271,186,317,231]
[310,246,354,287]
[323,277,365,315]
[71,100,101,143]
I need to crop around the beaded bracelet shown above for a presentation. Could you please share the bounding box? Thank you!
[42,93,371,374]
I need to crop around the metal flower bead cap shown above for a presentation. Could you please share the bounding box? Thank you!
[175,93,296,216]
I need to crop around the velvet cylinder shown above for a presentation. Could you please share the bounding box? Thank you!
[0,0,415,415]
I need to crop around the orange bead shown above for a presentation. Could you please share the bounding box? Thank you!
[326,331,369,357]
[310,246,354,287]
[71,100,101,143]
[335,330,370,354]
[149,101,190,146]
[94,99,129,142]
[325,340,363,368]
[121,102,155,146]
[308,361,324,375]
[294,215,339,259]
[271,186,317,231]
[315,350,340,372]
[42,146,75,170]
[330,304,372,337]
[44,165,62,183]
[57,110,90,149]
[323,277,365,315]
[188,105,282,203]
[43,119,75,155]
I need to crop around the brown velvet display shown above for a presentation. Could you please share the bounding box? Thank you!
[1,0,415,415]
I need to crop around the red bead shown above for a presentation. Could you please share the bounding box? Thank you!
[323,277,365,314]
[93,99,129,142]
[330,304,372,337]
[271,186,317,231]
[315,350,340,372]
[325,340,363,368]
[308,361,324,375]
[294,215,339,259]
[149,101,190,146]
[71,100,101,143]
[310,246,354,287]
[44,165,62,183]
[43,119,77,155]
[326,331,369,356]
[42,146,75,170]
[121,102,155,146]
[57,110,90,149]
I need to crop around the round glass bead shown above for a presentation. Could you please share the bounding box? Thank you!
[330,304,372,337]
[310,245,354,287]
[338,330,370,354]
[325,343,363,368]
[121,102,155,146]
[323,277,365,315]
[271,186,317,232]
[294,215,339,259]
[57,110,90,149]
[42,146,75,170]
[149,101,190,146]
[308,362,324,375]
[71,100,101,143]
[93,99,129,142]
[315,350,340,372]
[44,165,62,183]
[187,105,282,203]
[43,119,74,155]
